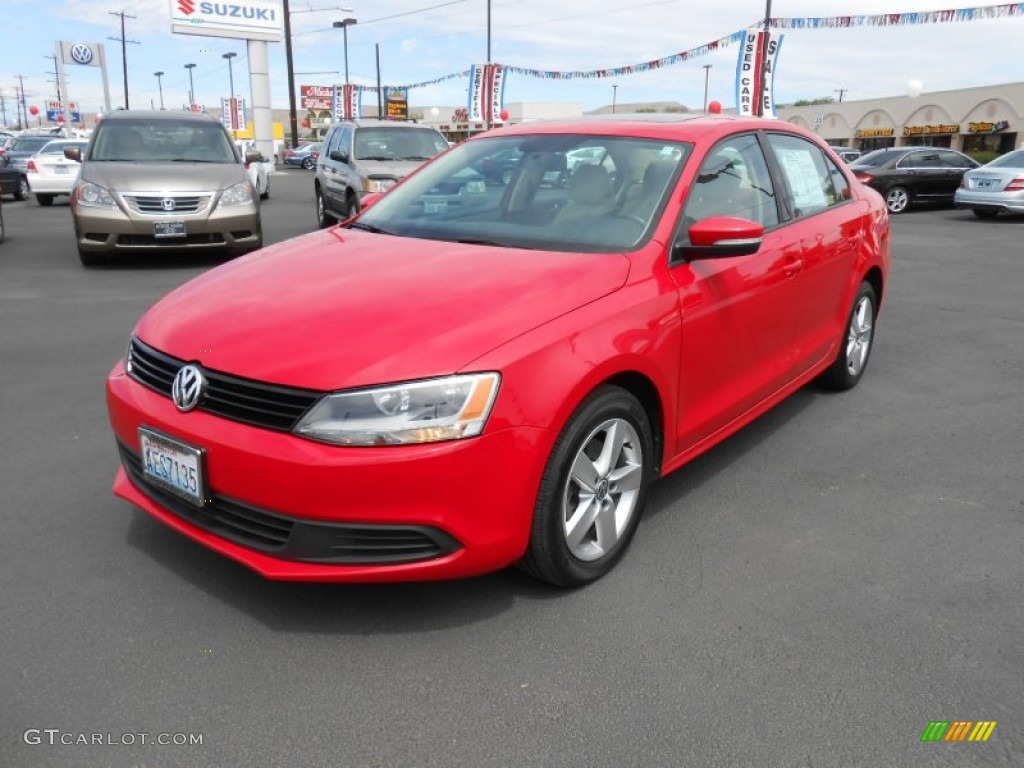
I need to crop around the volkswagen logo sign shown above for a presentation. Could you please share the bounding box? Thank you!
[69,43,94,66]
[172,365,206,412]
[161,198,176,212]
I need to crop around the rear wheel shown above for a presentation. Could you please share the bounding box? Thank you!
[36,194,54,206]
[302,156,314,170]
[520,386,654,587]
[972,209,998,219]
[818,281,877,391]
[14,177,29,201]
[885,186,910,214]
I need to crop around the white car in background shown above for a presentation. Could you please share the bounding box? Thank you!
[26,138,89,206]
[236,140,273,200]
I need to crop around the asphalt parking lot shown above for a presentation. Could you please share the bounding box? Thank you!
[1,172,1021,767]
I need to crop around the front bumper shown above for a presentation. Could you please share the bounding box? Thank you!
[107,363,550,582]
[74,202,262,254]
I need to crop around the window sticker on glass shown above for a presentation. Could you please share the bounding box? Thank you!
[775,148,829,212]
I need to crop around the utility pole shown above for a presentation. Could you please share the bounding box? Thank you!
[45,54,64,103]
[108,10,139,109]
[835,88,848,103]
[0,89,7,128]
[17,75,29,128]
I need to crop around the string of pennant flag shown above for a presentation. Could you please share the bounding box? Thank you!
[349,2,1024,91]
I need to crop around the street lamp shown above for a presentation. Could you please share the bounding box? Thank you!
[332,18,357,84]
[184,63,196,106]
[612,84,618,114]
[702,64,712,112]
[154,71,165,110]
[222,52,237,98]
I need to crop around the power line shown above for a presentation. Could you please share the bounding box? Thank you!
[835,88,848,103]
[108,10,140,109]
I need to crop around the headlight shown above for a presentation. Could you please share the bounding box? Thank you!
[76,182,117,209]
[294,373,500,446]
[365,177,398,194]
[218,180,254,208]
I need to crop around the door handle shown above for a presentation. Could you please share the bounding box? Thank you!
[783,259,803,277]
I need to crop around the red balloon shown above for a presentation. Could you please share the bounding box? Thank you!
[29,105,39,116]
[708,100,722,114]
[499,109,509,122]
[94,114,101,123]
[57,114,65,122]
[301,119,310,128]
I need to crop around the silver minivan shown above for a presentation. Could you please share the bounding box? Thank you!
[314,119,450,228]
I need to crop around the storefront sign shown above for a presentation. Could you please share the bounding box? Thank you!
[300,85,333,111]
[903,124,959,137]
[385,87,408,121]
[856,128,894,138]
[968,120,1009,133]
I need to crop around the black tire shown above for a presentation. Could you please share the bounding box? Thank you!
[972,209,998,219]
[884,185,910,214]
[302,156,314,170]
[14,176,29,201]
[260,176,270,200]
[520,386,654,587]
[818,281,878,391]
[342,192,358,221]
[36,194,54,206]
[78,248,109,266]
[315,188,333,229]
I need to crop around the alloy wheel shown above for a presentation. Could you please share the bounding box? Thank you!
[845,294,874,377]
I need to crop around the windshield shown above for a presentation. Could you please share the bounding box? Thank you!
[986,149,1024,168]
[353,134,691,254]
[89,119,239,162]
[354,127,449,161]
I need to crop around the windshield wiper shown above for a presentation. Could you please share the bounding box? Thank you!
[358,155,392,161]
[347,221,393,235]
[399,155,433,161]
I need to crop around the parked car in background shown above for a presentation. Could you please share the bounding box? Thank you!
[235,140,273,199]
[26,138,89,205]
[850,146,979,213]
[829,146,861,163]
[0,153,30,200]
[67,109,263,266]
[283,142,321,169]
[5,134,57,172]
[953,148,1024,218]
[106,114,890,587]
[314,119,450,226]
[0,195,5,243]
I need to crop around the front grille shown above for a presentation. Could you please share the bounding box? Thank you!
[123,194,212,215]
[128,336,322,432]
[118,443,461,564]
[117,233,226,247]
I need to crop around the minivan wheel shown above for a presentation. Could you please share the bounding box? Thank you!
[818,281,877,391]
[342,193,358,221]
[520,386,654,587]
[885,186,910,214]
[316,189,332,229]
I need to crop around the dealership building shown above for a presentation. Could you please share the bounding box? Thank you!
[777,80,1023,156]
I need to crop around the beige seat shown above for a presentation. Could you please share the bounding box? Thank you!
[624,160,676,221]
[553,164,615,225]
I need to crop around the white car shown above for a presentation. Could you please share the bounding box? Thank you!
[26,139,89,206]
[236,140,273,200]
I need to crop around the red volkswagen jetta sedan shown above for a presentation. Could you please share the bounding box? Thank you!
[107,115,890,587]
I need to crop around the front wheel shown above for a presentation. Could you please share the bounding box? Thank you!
[520,386,654,587]
[885,186,910,214]
[818,281,878,391]
[315,189,333,229]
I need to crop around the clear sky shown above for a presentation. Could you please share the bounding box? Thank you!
[2,0,1024,124]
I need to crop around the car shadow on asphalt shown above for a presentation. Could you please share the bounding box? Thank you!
[123,383,826,633]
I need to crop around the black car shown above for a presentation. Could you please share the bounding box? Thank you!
[0,194,5,243]
[0,153,30,201]
[850,147,979,213]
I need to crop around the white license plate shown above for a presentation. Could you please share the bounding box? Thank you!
[139,427,206,506]
[976,178,996,189]
[154,221,187,238]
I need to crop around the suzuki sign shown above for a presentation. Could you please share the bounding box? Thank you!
[170,0,283,42]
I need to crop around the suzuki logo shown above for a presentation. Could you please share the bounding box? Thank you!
[161,198,176,212]
[178,0,196,15]
[69,43,94,66]
[172,365,206,412]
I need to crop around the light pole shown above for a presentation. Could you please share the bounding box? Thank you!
[154,71,165,110]
[332,19,357,84]
[184,63,196,106]
[222,52,237,98]
[612,84,618,114]
[703,64,712,112]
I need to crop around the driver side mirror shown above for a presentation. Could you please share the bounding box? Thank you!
[244,150,262,165]
[64,147,81,162]
[673,216,764,261]
[329,150,351,164]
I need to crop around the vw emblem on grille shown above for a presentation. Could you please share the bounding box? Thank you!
[172,365,206,412]
[161,198,176,212]
[69,43,94,66]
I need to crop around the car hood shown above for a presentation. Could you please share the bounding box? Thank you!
[82,161,247,192]
[356,158,430,180]
[135,228,630,390]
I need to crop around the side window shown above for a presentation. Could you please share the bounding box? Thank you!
[937,150,969,168]
[339,127,353,158]
[766,133,848,216]
[900,151,926,168]
[323,128,342,158]
[683,133,778,229]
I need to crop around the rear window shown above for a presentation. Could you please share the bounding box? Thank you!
[11,136,53,152]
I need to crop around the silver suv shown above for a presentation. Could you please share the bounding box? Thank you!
[314,119,450,227]
[68,110,262,266]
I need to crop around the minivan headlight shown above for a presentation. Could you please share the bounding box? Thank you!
[218,181,254,207]
[294,373,501,446]
[76,182,117,209]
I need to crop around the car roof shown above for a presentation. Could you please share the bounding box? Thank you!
[98,109,220,124]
